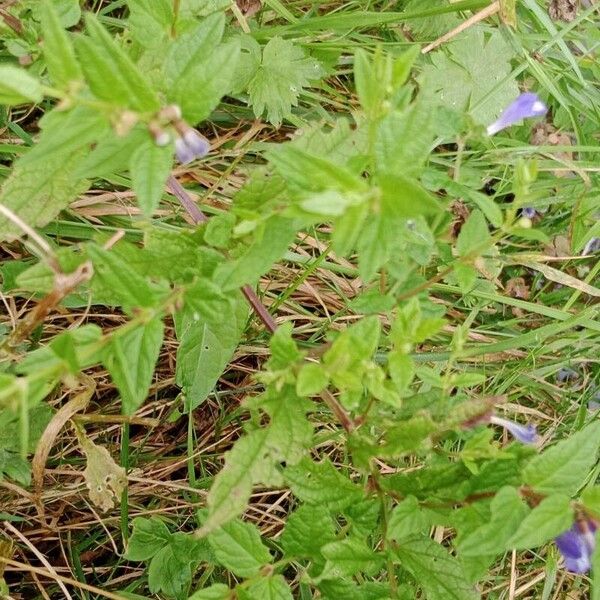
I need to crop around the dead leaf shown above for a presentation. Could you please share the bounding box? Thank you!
[450,200,470,240]
[76,427,127,512]
[548,0,578,21]
[505,277,530,300]
[530,123,574,177]
[236,0,261,17]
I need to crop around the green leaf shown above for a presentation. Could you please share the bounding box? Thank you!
[0,66,43,105]
[593,543,600,600]
[188,584,231,600]
[582,486,600,518]
[420,27,519,125]
[456,210,492,257]
[380,173,442,220]
[203,388,313,531]
[147,533,209,598]
[0,149,88,242]
[208,519,272,578]
[353,49,383,117]
[103,316,164,415]
[296,362,329,397]
[215,216,298,290]
[165,15,239,122]
[266,322,302,371]
[20,106,108,166]
[458,487,529,556]
[507,494,572,550]
[375,101,434,177]
[523,421,600,495]
[388,496,428,541]
[39,0,82,88]
[33,0,81,28]
[320,537,383,579]
[280,504,337,559]
[0,450,31,486]
[75,128,148,178]
[388,351,415,394]
[127,0,174,48]
[76,14,159,112]
[166,13,225,82]
[125,517,172,561]
[284,458,363,512]
[246,575,293,600]
[129,138,173,217]
[395,536,478,600]
[148,545,192,598]
[87,244,160,311]
[175,293,247,411]
[248,37,323,126]
[268,145,365,194]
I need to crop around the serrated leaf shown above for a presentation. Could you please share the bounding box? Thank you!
[148,545,192,597]
[320,537,383,579]
[76,14,159,111]
[458,486,529,556]
[266,322,302,371]
[388,496,428,541]
[247,575,293,600]
[523,421,600,495]
[165,13,225,81]
[507,494,572,550]
[0,450,31,486]
[0,149,88,242]
[203,388,313,531]
[456,209,491,257]
[296,362,329,396]
[0,66,43,105]
[375,101,434,177]
[421,27,519,125]
[75,128,148,178]
[175,292,247,411]
[395,536,479,600]
[284,457,363,511]
[163,13,237,123]
[39,0,82,88]
[208,519,272,578]
[280,504,336,559]
[248,37,322,126]
[87,244,160,311]
[125,517,172,561]
[103,317,164,415]
[33,0,81,28]
[127,0,173,48]
[129,138,173,217]
[20,106,108,166]
[215,216,298,290]
[188,584,231,600]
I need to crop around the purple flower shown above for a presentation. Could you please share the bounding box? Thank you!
[555,522,596,574]
[174,129,210,165]
[582,237,600,256]
[487,93,548,136]
[521,207,537,219]
[556,367,579,383]
[489,415,538,444]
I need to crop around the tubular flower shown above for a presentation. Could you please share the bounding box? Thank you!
[489,415,538,444]
[555,520,596,574]
[487,93,548,136]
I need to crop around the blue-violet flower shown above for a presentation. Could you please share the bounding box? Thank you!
[555,520,596,574]
[489,415,538,444]
[487,93,548,136]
